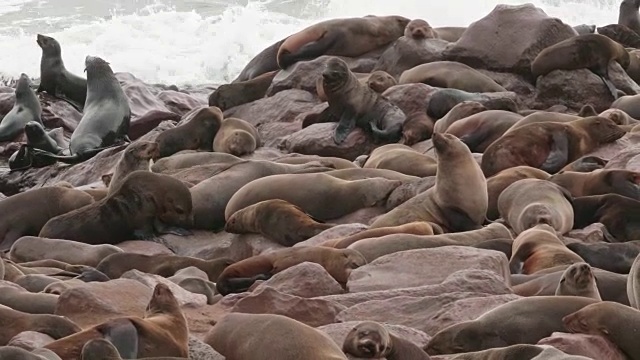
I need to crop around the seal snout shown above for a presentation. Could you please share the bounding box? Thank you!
[357,339,380,356]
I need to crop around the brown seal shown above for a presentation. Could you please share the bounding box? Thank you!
[559,156,608,173]
[425,296,598,355]
[531,34,630,99]
[629,253,640,309]
[0,187,94,251]
[497,178,574,235]
[277,16,409,68]
[399,61,507,93]
[9,236,122,267]
[39,171,193,244]
[486,166,551,220]
[362,144,437,177]
[0,305,80,345]
[404,19,437,40]
[211,70,278,111]
[504,111,580,134]
[0,346,63,360]
[0,285,59,314]
[81,338,122,360]
[205,313,348,359]
[224,199,336,246]
[154,106,223,159]
[215,246,366,295]
[274,154,357,169]
[550,169,640,199]
[44,283,189,359]
[342,321,431,359]
[555,262,602,300]
[563,301,640,359]
[225,172,401,222]
[481,116,625,177]
[572,194,640,242]
[233,38,284,82]
[370,132,488,232]
[323,221,443,249]
[433,101,487,133]
[509,224,584,274]
[400,112,436,146]
[619,0,640,35]
[212,117,260,157]
[96,252,233,280]
[366,71,397,93]
[106,140,159,194]
[444,110,522,153]
[151,151,242,173]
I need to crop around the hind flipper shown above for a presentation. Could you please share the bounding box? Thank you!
[334,112,356,144]
[101,318,139,359]
[540,130,569,174]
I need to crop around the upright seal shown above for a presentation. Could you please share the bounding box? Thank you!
[0,74,42,143]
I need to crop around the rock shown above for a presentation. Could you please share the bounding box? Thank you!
[281,123,376,161]
[188,335,225,360]
[252,262,344,298]
[318,321,431,354]
[267,56,330,97]
[0,90,15,117]
[39,93,82,134]
[534,69,615,112]
[230,286,346,327]
[7,331,54,351]
[382,83,436,117]
[538,332,628,360]
[295,224,369,247]
[478,70,537,106]
[443,3,577,75]
[566,223,609,244]
[585,136,636,161]
[604,144,640,171]
[121,270,207,307]
[347,247,510,293]
[116,240,174,256]
[374,38,449,78]
[223,89,320,127]
[158,90,206,116]
[258,122,302,148]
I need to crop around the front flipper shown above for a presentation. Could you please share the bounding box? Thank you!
[101,318,139,359]
[153,218,193,236]
[8,145,33,171]
[440,206,482,232]
[540,130,569,174]
[599,74,619,100]
[334,112,357,144]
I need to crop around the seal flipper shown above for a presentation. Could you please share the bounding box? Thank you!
[334,112,357,144]
[279,33,339,69]
[596,72,619,100]
[216,274,272,295]
[99,318,139,359]
[440,206,483,232]
[540,130,569,174]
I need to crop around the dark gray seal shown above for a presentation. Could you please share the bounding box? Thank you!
[9,121,64,170]
[619,0,640,35]
[0,73,42,143]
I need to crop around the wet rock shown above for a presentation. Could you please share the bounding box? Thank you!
[281,123,376,161]
[252,262,344,298]
[538,332,628,360]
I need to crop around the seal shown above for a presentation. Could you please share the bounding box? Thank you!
[168,267,219,305]
[619,0,640,35]
[151,151,242,173]
[0,285,60,314]
[370,132,488,232]
[39,171,193,244]
[0,187,94,251]
[323,221,443,249]
[274,154,357,169]
[210,70,278,111]
[0,346,63,360]
[155,106,223,159]
[555,262,602,300]
[611,94,640,119]
[444,110,522,153]
[205,313,348,360]
[600,108,639,125]
[342,321,431,359]
[33,56,131,164]
[505,111,580,134]
[572,194,640,242]
[212,117,260,157]
[486,166,551,220]
[0,73,42,143]
[9,121,64,170]
[531,34,630,99]
[568,241,640,274]
[362,144,437,177]
[563,301,640,359]
[322,57,405,144]
[628,253,640,309]
[549,169,640,199]
[560,156,608,173]
[224,199,336,246]
[36,34,87,109]
[107,141,159,194]
[509,224,585,275]
[225,172,401,222]
[426,88,518,120]
[9,236,122,267]
[216,247,366,295]
[366,71,397,93]
[433,101,487,133]
[399,61,507,93]
[442,344,590,360]
[573,24,597,35]
[425,296,598,355]
[233,39,284,82]
[481,116,625,177]
[399,112,435,146]
[44,283,189,359]
[404,19,437,40]
[277,16,409,68]
[96,252,233,281]
[0,305,81,345]
[497,178,574,235]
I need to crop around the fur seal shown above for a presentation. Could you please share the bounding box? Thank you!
[0,305,80,345]
[426,88,518,120]
[151,151,242,173]
[39,171,193,244]
[611,94,640,119]
[481,116,625,177]
[274,154,357,169]
[433,101,487,134]
[342,321,431,359]
[404,19,437,40]
[9,237,122,266]
[509,224,584,275]
[399,61,506,93]
[507,112,579,134]
[9,122,65,170]
[224,199,335,246]
[225,172,401,222]
[628,253,640,309]
[573,24,596,35]
[572,194,640,242]
[619,0,640,35]
[399,112,435,146]
[370,132,487,232]
[0,346,63,360]
[555,262,602,300]
[550,169,640,199]
[96,252,233,281]
[34,56,131,164]
[560,156,608,173]
[233,39,284,82]
[0,74,42,143]
[36,34,86,109]
[0,187,94,251]
[324,221,443,249]
[366,71,397,93]
[600,108,639,125]
[212,117,260,157]
[155,106,222,159]
[568,241,640,274]
[205,313,348,359]
[322,57,405,143]
[107,141,159,194]
[531,34,630,99]
[216,247,366,295]
[445,110,522,153]
[277,16,409,68]
[486,166,551,221]
[425,296,598,355]
[362,144,437,177]
[44,283,189,359]
[497,178,574,235]
[211,70,278,111]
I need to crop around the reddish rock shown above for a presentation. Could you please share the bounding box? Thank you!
[158,90,207,116]
[39,93,82,134]
[281,123,377,161]
[538,332,627,360]
[534,69,615,112]
[252,262,344,298]
[224,89,320,127]
[258,122,302,148]
[7,331,54,351]
[374,38,448,78]
[382,83,436,116]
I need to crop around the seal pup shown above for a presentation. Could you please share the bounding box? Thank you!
[36,34,87,109]
[216,247,366,295]
[9,237,122,267]
[151,151,242,173]
[9,121,64,170]
[362,144,437,177]
[404,19,437,39]
[370,132,488,232]
[550,169,640,199]
[323,221,443,249]
[33,56,131,164]
[322,57,405,144]
[107,141,159,194]
[366,70,397,93]
[433,101,487,133]
[555,262,602,300]
[486,166,551,221]
[531,34,630,99]
[0,74,42,143]
[212,117,260,157]
[155,106,222,159]
[39,171,193,244]
[276,16,409,68]
[619,0,640,35]
[342,321,432,359]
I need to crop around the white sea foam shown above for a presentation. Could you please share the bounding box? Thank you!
[0,0,623,86]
